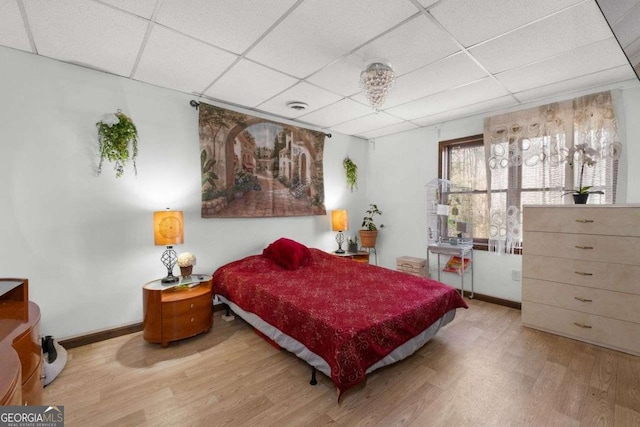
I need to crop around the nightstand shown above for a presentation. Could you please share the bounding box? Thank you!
[332,251,369,264]
[142,275,213,347]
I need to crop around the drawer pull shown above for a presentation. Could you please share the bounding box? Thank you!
[573,322,592,329]
[574,271,593,276]
[575,219,594,223]
[574,245,594,250]
[190,318,195,322]
[574,297,593,303]
[190,303,194,308]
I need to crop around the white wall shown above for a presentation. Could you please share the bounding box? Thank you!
[0,47,368,338]
[368,85,640,302]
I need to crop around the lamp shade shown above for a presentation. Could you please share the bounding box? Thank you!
[331,210,348,231]
[153,210,184,246]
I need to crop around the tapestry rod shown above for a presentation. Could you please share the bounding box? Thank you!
[188,99,332,138]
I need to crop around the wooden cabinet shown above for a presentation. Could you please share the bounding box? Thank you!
[0,278,43,405]
[522,205,640,356]
[143,277,213,347]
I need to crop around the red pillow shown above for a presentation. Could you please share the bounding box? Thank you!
[262,238,311,270]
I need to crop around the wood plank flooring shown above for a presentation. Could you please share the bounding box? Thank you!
[43,300,640,426]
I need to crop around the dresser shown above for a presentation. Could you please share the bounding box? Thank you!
[522,205,640,356]
[0,278,43,405]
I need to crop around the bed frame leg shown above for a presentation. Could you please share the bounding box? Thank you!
[224,304,230,317]
[310,367,318,386]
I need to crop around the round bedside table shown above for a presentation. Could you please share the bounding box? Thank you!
[142,275,213,347]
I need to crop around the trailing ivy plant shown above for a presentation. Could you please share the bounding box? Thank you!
[343,157,358,192]
[97,110,139,178]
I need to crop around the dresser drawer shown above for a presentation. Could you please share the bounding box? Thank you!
[522,301,640,355]
[525,232,640,265]
[523,254,640,295]
[523,278,640,324]
[523,206,640,236]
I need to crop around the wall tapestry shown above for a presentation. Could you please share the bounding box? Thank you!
[199,103,326,218]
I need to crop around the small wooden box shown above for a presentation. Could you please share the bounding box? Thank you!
[396,256,428,278]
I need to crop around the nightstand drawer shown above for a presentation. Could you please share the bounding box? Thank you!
[162,294,211,318]
[162,296,212,339]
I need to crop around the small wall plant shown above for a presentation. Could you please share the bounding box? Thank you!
[343,157,358,192]
[97,110,139,178]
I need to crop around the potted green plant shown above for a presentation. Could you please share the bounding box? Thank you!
[96,110,139,178]
[360,204,384,247]
[563,143,604,204]
[343,157,358,192]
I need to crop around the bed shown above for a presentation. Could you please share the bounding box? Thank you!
[212,238,468,397]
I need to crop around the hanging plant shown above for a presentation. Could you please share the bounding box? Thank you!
[343,157,358,192]
[96,110,139,178]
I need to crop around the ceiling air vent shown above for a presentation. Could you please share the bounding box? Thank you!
[286,101,308,111]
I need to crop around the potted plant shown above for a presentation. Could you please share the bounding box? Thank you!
[96,110,139,178]
[563,143,604,204]
[177,252,196,278]
[360,204,384,247]
[343,157,358,192]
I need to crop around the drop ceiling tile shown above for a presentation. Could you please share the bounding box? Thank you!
[430,0,583,47]
[611,4,640,46]
[357,121,420,139]
[496,38,629,93]
[205,59,298,108]
[246,0,417,78]
[411,96,519,126]
[100,0,158,19]
[135,25,238,94]
[299,98,372,128]
[23,0,148,76]
[352,53,489,108]
[157,0,297,54]
[257,82,343,119]
[417,0,440,8]
[470,1,612,73]
[306,14,460,97]
[355,14,460,77]
[330,112,404,135]
[386,77,510,120]
[0,0,31,52]
[514,66,637,103]
[596,0,638,24]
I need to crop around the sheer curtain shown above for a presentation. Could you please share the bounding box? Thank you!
[484,91,621,254]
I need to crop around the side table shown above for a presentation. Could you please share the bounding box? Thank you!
[332,251,370,264]
[427,243,474,298]
[143,275,213,347]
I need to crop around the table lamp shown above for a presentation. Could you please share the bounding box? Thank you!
[153,209,184,283]
[331,209,348,254]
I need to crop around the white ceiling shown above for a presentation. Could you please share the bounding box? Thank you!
[1,0,638,139]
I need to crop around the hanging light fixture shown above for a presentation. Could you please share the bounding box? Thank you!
[359,61,395,110]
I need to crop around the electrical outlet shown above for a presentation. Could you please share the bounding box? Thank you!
[511,270,521,281]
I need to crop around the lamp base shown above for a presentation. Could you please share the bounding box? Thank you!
[161,274,179,284]
[334,248,345,254]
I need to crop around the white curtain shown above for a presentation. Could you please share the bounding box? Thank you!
[484,91,621,254]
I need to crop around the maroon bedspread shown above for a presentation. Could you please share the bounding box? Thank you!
[213,249,467,394]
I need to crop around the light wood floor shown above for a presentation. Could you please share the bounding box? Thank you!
[43,300,640,426]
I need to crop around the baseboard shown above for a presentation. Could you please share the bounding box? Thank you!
[59,304,228,349]
[465,291,521,310]
[59,323,144,349]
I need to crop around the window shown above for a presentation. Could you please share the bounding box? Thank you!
[439,134,490,250]
[440,92,620,255]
